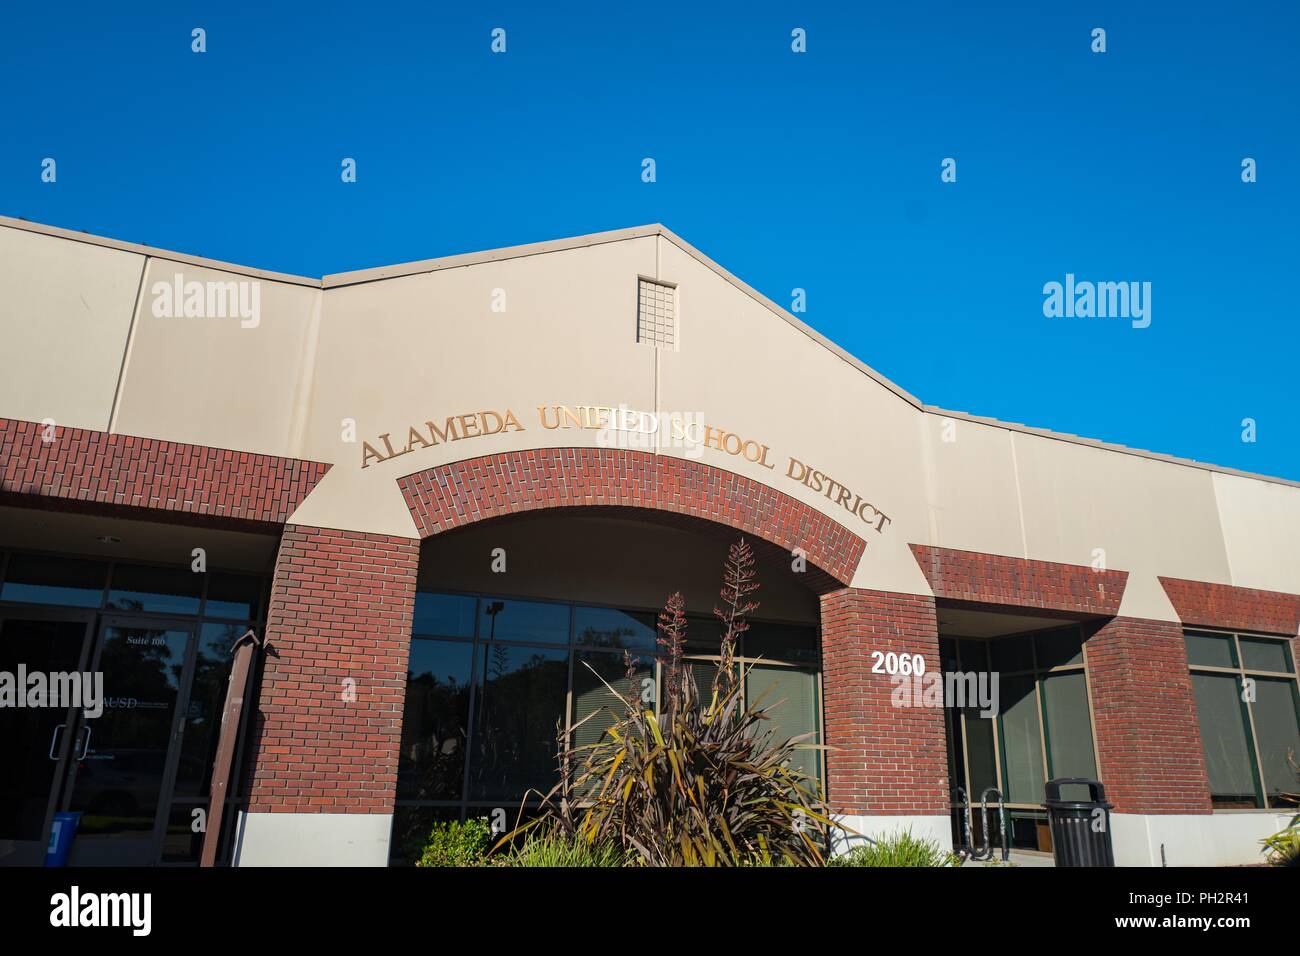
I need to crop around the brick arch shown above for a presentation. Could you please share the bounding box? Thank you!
[396,447,866,590]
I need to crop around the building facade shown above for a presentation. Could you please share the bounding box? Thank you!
[0,215,1297,867]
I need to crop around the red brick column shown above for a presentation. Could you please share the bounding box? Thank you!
[819,587,949,816]
[1085,617,1212,814]
[245,524,421,814]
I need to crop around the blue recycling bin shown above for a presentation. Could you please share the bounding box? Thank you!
[44,811,81,867]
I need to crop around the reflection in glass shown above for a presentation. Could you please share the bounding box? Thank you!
[389,805,463,866]
[412,593,477,638]
[0,554,106,607]
[399,639,474,800]
[468,643,568,801]
[1192,672,1260,808]
[999,674,1044,804]
[0,618,87,845]
[480,599,569,645]
[574,607,655,652]
[172,624,238,798]
[107,564,201,615]
[68,628,189,840]
[1040,670,1097,798]
[745,624,819,664]
[963,707,999,798]
[203,573,261,620]
[160,801,208,863]
[398,591,827,847]
[1252,677,1300,805]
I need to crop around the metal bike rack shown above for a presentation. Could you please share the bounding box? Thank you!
[951,786,973,860]
[975,787,1010,862]
[951,785,1009,862]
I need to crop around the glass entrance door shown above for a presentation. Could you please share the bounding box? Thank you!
[60,617,196,866]
[0,609,95,866]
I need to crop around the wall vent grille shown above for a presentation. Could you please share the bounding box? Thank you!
[637,277,677,348]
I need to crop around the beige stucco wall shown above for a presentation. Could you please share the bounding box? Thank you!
[112,259,320,455]
[289,236,659,535]
[3,217,1300,615]
[0,227,144,431]
[1212,472,1300,595]
[921,414,1027,559]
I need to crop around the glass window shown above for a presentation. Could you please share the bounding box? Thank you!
[398,592,826,822]
[1187,630,1300,809]
[999,673,1045,804]
[957,639,990,672]
[171,623,240,799]
[1251,678,1300,805]
[1040,670,1098,792]
[160,802,210,864]
[399,639,475,801]
[962,707,999,798]
[467,643,569,800]
[684,658,740,701]
[1185,630,1236,668]
[203,573,261,620]
[1191,672,1260,808]
[571,651,652,795]
[66,626,191,840]
[991,634,1035,673]
[412,592,477,638]
[746,665,821,789]
[944,696,964,790]
[0,553,106,607]
[573,607,655,652]
[480,599,569,645]
[684,616,724,654]
[745,623,819,664]
[939,637,960,674]
[1035,628,1083,669]
[1006,810,1052,852]
[108,563,202,614]
[1240,637,1292,674]
[944,625,1096,827]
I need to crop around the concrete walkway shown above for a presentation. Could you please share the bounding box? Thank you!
[960,851,1056,867]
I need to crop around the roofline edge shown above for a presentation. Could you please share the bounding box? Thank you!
[4,213,1297,489]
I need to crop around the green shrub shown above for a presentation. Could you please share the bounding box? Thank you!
[416,818,494,867]
[1261,815,1300,867]
[1260,754,1299,866]
[830,830,959,868]
[502,832,627,868]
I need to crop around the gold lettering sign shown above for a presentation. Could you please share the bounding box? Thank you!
[360,409,523,468]
[359,404,890,535]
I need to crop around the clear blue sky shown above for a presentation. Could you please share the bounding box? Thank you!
[2,2,1296,479]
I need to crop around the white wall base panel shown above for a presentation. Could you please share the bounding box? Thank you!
[831,814,953,856]
[232,811,392,866]
[1111,812,1294,867]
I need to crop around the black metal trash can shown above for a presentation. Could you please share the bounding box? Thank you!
[1043,778,1114,867]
